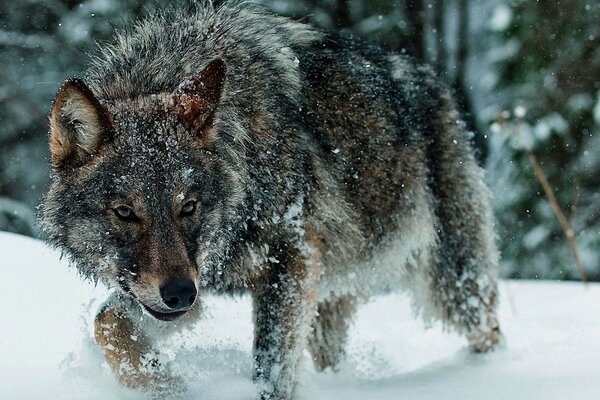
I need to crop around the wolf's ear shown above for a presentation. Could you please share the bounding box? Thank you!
[49,79,113,168]
[172,59,227,135]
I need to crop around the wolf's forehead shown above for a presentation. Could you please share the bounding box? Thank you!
[99,147,194,195]
[111,124,193,168]
[110,161,192,188]
[118,119,185,150]
[109,98,189,144]
[104,172,190,208]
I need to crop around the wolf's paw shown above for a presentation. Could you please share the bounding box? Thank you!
[467,324,503,353]
[116,358,186,399]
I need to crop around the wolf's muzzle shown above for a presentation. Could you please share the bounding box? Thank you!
[160,278,197,310]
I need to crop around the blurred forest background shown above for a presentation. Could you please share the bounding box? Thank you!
[0,0,599,281]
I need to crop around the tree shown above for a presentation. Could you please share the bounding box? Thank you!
[488,0,600,279]
[0,0,147,234]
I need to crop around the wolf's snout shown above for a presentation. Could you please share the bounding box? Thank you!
[160,279,197,310]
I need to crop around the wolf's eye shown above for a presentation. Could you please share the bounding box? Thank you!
[180,200,197,217]
[113,205,135,221]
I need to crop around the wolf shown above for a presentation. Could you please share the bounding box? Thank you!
[40,2,501,399]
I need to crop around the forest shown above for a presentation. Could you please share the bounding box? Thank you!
[1,0,599,281]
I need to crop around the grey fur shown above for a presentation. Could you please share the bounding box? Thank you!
[40,2,501,399]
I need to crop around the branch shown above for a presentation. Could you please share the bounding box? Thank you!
[524,148,589,282]
[568,181,580,225]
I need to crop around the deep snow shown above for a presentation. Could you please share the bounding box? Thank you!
[1,231,599,399]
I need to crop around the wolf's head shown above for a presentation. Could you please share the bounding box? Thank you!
[40,59,244,321]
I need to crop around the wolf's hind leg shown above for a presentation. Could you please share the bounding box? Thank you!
[426,192,501,353]
[425,158,501,352]
[308,295,357,371]
[464,289,501,353]
[94,303,184,396]
[423,94,501,353]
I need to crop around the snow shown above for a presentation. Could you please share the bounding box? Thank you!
[488,5,513,32]
[533,112,569,140]
[1,231,600,399]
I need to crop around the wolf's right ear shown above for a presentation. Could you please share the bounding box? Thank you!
[49,79,113,168]
[172,59,227,138]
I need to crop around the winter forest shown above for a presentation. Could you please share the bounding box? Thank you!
[2,0,599,281]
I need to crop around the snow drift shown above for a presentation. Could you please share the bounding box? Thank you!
[0,231,599,399]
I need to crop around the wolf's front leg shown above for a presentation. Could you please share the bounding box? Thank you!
[252,245,321,400]
[94,300,184,396]
[308,295,357,371]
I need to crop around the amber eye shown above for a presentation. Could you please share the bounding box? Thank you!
[180,200,197,217]
[113,205,136,221]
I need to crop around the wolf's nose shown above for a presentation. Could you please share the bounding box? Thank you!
[160,279,197,310]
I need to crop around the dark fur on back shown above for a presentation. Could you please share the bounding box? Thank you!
[40,2,500,398]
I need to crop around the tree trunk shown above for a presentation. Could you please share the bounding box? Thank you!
[334,0,352,29]
[453,0,487,163]
[433,0,447,75]
[404,0,425,60]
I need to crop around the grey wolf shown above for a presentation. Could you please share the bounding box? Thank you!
[40,2,501,399]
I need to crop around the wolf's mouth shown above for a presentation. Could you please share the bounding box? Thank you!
[141,304,189,321]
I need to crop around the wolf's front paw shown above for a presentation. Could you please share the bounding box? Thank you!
[115,355,186,398]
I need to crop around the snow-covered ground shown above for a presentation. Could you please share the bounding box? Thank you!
[1,231,599,400]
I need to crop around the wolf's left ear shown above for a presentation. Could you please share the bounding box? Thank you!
[49,79,113,168]
[172,59,227,136]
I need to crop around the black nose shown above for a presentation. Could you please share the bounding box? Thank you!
[160,279,197,310]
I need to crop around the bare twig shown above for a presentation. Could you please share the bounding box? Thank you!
[523,148,588,283]
[568,181,580,225]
